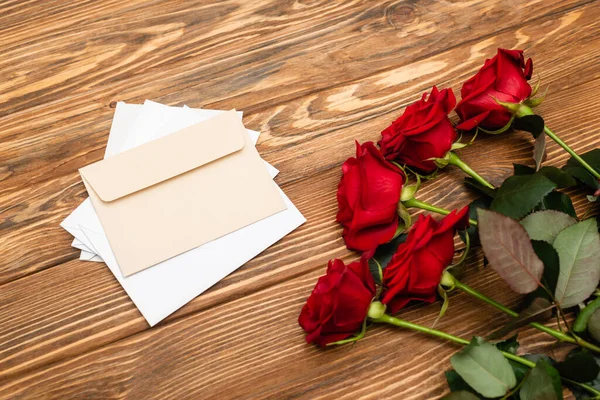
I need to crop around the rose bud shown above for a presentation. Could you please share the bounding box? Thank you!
[381,206,470,314]
[336,141,405,251]
[378,86,457,173]
[456,48,533,131]
[298,254,375,346]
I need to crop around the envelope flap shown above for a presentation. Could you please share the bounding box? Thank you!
[80,110,245,202]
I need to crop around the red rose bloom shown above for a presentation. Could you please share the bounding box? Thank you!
[378,86,457,173]
[381,207,469,313]
[456,48,533,131]
[298,255,376,346]
[336,141,405,251]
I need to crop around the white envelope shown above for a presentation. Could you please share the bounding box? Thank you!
[62,102,305,325]
[120,100,243,151]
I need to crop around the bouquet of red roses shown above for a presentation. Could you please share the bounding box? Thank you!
[299,49,600,399]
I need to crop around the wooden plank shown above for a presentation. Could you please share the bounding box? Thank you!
[3,2,600,284]
[0,263,575,399]
[0,0,590,195]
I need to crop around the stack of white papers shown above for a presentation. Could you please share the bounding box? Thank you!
[61,100,305,326]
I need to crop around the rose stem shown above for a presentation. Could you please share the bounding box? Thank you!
[450,275,600,354]
[402,197,477,226]
[446,151,496,190]
[544,126,600,179]
[371,313,600,397]
[516,105,600,180]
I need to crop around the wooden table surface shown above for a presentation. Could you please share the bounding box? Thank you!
[2,1,600,398]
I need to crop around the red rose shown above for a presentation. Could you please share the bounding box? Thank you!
[456,48,533,131]
[298,255,376,346]
[378,86,457,173]
[336,141,405,251]
[381,207,469,313]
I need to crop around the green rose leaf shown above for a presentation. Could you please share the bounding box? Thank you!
[441,391,480,400]
[563,149,600,190]
[538,167,577,188]
[369,233,407,272]
[556,350,600,383]
[514,164,536,175]
[464,177,498,199]
[494,334,519,354]
[526,240,560,305]
[566,149,600,172]
[478,209,544,294]
[533,133,546,171]
[450,337,516,397]
[491,174,556,219]
[535,191,577,218]
[588,308,600,343]
[520,360,563,400]
[520,210,577,244]
[513,114,545,138]
[533,241,560,292]
[513,164,577,189]
[459,196,492,246]
[563,165,600,190]
[563,351,600,399]
[513,355,559,394]
[445,370,478,394]
[554,219,600,308]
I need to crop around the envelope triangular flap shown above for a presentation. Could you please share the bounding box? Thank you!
[80,110,245,202]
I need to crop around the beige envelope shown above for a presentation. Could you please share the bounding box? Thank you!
[79,110,287,277]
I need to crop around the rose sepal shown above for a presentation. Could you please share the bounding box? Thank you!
[440,270,456,291]
[325,319,368,346]
[478,115,515,135]
[434,284,451,327]
[432,152,450,169]
[448,228,471,269]
[450,141,469,151]
[396,202,412,233]
[400,174,420,202]
[494,99,536,119]
[524,86,547,109]
[494,98,522,114]
[524,95,545,108]
[523,76,546,108]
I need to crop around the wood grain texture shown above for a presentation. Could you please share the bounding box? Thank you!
[4,1,600,284]
[1,0,599,398]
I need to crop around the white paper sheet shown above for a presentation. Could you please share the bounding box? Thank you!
[79,249,103,262]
